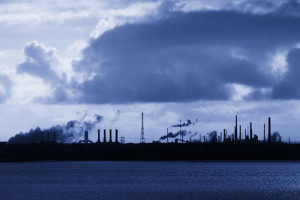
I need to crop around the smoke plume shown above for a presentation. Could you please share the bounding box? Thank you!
[189,131,198,141]
[159,130,187,140]
[8,114,103,144]
[207,131,217,143]
[171,119,198,128]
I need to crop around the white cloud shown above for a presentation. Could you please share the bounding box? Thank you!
[230,84,253,101]
[90,1,162,38]
[269,49,288,78]
[66,40,88,60]
[0,0,104,26]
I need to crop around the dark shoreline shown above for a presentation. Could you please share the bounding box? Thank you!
[1,142,300,162]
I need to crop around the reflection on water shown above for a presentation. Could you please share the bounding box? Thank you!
[0,161,299,199]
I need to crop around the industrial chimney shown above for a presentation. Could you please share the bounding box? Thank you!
[115,129,118,143]
[84,130,88,144]
[268,117,271,142]
[235,115,237,142]
[264,124,266,142]
[239,125,241,141]
[104,129,107,143]
[109,129,112,143]
[97,129,100,143]
[250,122,253,140]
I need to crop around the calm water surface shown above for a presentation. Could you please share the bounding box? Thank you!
[0,161,300,199]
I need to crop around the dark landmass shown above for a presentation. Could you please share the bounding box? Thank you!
[1,142,300,161]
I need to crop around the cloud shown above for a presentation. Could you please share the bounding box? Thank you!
[8,0,300,104]
[69,5,300,103]
[0,74,11,102]
[90,1,164,38]
[16,41,74,103]
[17,41,60,83]
[273,48,300,99]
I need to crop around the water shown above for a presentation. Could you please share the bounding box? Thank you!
[0,161,299,200]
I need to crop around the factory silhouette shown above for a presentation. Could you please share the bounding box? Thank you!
[0,113,299,161]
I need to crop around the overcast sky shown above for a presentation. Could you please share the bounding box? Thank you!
[1,0,300,142]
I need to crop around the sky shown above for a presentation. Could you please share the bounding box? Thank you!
[1,0,300,143]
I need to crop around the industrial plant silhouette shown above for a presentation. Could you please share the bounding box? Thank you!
[0,114,298,161]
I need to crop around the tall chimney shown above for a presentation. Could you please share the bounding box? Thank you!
[104,129,107,143]
[84,130,88,144]
[239,125,241,141]
[235,115,237,142]
[268,117,271,142]
[223,129,226,142]
[97,129,100,143]
[115,129,118,143]
[264,124,266,142]
[109,129,112,143]
[250,122,253,140]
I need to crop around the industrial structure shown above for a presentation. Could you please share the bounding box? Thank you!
[79,130,93,144]
[140,112,145,143]
[158,114,281,144]
[36,113,281,145]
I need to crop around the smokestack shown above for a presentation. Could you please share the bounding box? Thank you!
[104,129,107,143]
[98,129,100,143]
[140,112,145,143]
[250,122,252,140]
[268,117,271,142]
[109,129,112,143]
[239,125,241,141]
[84,130,88,144]
[264,124,266,142]
[223,129,226,142]
[235,115,237,142]
[115,129,118,143]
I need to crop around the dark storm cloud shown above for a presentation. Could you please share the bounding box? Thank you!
[273,48,300,99]
[66,2,300,103]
